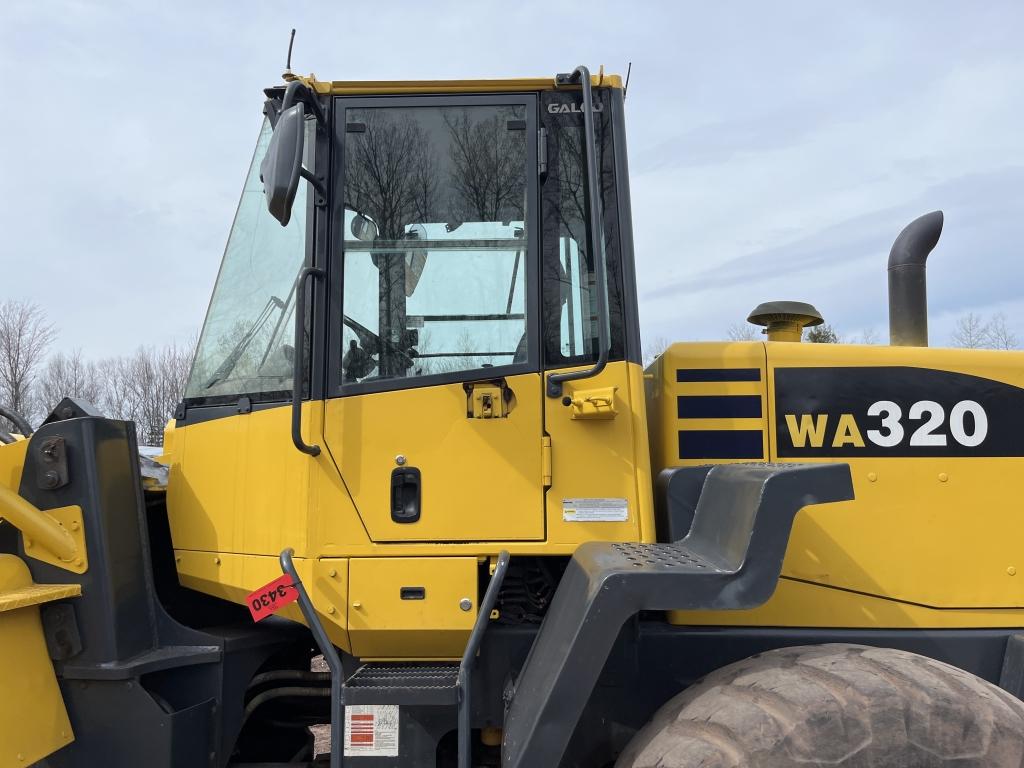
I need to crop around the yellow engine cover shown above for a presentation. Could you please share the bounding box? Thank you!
[648,341,1024,628]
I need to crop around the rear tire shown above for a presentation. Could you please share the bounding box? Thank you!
[616,643,1024,768]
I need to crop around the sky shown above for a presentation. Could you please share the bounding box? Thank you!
[2,1,1023,358]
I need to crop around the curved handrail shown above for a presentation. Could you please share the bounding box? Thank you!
[546,65,610,397]
[291,266,325,456]
[280,548,344,768]
[457,550,510,768]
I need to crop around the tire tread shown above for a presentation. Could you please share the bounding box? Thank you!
[616,644,1024,768]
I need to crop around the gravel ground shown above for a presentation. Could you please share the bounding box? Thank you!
[311,655,331,757]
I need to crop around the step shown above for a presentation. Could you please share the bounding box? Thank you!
[342,662,460,706]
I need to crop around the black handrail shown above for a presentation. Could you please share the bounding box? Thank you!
[457,550,510,768]
[546,65,610,398]
[280,79,327,125]
[280,548,345,768]
[292,266,325,456]
[0,405,32,437]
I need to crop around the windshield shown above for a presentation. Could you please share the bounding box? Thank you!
[184,117,310,402]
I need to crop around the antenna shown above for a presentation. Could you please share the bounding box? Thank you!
[285,28,296,74]
[624,62,632,99]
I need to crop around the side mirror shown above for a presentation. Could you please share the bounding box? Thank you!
[261,103,306,226]
[404,223,427,297]
[350,214,378,242]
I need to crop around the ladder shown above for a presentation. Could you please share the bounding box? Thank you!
[280,548,510,768]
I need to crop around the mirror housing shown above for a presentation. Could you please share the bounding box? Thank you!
[261,103,306,226]
[350,214,378,241]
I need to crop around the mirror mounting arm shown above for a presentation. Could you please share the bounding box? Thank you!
[299,167,327,207]
[281,80,326,126]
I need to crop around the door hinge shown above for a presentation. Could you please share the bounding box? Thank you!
[541,435,552,488]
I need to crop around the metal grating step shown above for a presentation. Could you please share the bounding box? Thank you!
[342,662,460,706]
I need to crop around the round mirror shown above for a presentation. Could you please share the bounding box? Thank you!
[404,223,428,297]
[350,214,378,242]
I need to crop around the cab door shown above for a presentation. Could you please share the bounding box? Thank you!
[323,95,543,542]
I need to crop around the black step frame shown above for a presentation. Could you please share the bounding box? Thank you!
[279,549,510,768]
[501,462,854,768]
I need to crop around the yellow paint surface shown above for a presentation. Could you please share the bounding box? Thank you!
[0,555,75,766]
[658,340,1024,627]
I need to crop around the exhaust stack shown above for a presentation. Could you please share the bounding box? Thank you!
[888,210,943,346]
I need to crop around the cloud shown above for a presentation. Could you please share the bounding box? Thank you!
[1,1,1023,362]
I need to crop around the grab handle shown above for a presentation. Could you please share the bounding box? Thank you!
[292,266,325,456]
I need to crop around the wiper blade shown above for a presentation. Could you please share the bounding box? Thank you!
[204,296,285,389]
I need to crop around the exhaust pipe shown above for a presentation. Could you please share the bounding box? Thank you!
[888,210,943,346]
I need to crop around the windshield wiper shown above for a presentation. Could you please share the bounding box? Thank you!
[204,296,286,389]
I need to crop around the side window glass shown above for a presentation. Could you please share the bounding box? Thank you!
[541,90,625,368]
[341,105,529,385]
[556,236,588,358]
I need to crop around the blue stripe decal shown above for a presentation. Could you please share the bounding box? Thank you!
[678,430,764,460]
[676,368,761,382]
[677,395,762,419]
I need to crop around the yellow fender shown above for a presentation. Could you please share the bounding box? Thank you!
[0,554,80,766]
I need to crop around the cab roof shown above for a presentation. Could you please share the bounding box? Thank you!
[284,71,624,96]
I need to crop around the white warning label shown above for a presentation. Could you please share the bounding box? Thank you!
[344,704,399,757]
[562,498,629,522]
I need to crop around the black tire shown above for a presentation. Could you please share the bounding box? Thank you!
[616,643,1024,768]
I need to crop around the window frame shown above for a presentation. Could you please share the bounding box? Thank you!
[327,93,541,398]
[538,87,633,371]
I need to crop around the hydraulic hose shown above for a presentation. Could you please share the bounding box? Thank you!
[0,406,31,437]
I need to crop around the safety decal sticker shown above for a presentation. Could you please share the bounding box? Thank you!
[562,498,629,522]
[344,705,399,757]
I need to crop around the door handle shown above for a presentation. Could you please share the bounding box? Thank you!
[391,467,421,523]
[292,266,325,456]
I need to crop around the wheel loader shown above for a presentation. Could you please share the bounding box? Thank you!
[3,65,1024,768]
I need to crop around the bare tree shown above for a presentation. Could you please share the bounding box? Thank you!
[95,342,194,446]
[986,313,1018,350]
[855,327,880,345]
[727,323,760,341]
[344,111,439,378]
[642,336,671,366]
[345,110,436,240]
[36,350,104,416]
[445,107,526,222]
[0,296,195,444]
[143,342,194,445]
[94,356,142,433]
[0,299,56,428]
[951,313,991,349]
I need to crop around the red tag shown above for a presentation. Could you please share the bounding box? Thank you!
[246,574,299,621]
